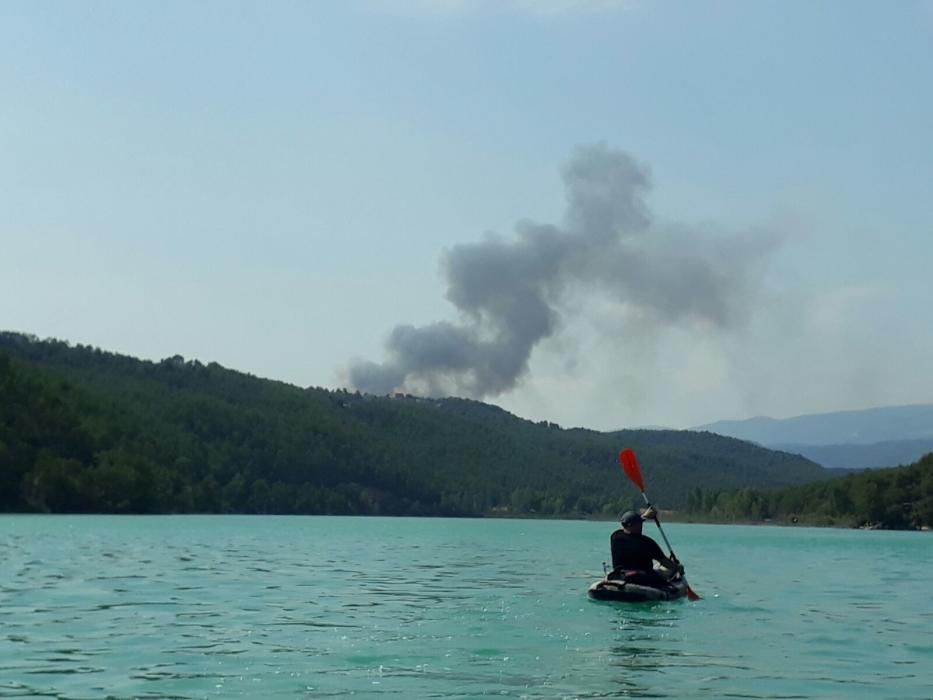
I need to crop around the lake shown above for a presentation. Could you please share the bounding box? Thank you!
[1,515,931,699]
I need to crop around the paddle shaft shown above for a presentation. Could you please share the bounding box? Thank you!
[638,491,678,559]
[640,490,700,600]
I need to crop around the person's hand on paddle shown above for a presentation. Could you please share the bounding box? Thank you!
[640,506,658,521]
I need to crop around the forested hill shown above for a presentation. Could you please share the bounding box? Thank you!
[681,453,933,530]
[1,332,830,516]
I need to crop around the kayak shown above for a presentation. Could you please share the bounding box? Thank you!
[587,576,689,603]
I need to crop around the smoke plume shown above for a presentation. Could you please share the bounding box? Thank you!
[348,143,781,398]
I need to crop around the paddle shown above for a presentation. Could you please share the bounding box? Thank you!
[619,448,701,601]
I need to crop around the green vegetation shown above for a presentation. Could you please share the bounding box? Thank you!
[682,453,933,529]
[1,331,835,518]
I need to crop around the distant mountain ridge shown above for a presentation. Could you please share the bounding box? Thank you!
[695,405,933,470]
[694,404,933,445]
[772,438,933,471]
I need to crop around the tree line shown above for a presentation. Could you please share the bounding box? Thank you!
[1,331,848,520]
[681,453,933,529]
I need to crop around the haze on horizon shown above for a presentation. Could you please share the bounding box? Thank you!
[2,0,932,431]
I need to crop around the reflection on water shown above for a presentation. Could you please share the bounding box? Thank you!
[602,604,684,698]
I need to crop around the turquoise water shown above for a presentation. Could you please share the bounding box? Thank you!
[2,516,931,699]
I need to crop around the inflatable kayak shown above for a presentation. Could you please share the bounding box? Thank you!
[588,576,689,603]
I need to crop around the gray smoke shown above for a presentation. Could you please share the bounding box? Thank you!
[348,143,782,398]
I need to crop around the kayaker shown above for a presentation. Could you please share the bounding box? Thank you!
[609,507,684,587]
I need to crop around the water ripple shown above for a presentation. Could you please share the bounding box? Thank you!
[2,516,932,699]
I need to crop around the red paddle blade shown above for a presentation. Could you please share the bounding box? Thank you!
[619,449,645,492]
[686,584,701,601]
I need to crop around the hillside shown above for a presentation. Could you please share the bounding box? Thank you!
[682,453,933,530]
[1,331,830,516]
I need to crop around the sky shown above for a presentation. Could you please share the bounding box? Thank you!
[2,0,932,431]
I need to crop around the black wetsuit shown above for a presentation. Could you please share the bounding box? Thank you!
[609,530,671,587]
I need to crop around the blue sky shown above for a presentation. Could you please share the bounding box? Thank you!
[2,0,932,430]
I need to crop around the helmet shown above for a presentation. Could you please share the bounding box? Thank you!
[619,510,643,527]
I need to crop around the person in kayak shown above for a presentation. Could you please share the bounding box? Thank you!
[609,508,684,587]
